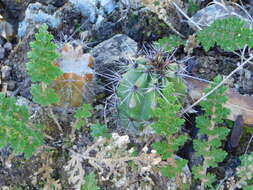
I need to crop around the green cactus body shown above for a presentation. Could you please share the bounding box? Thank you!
[117,61,155,122]
[117,57,187,128]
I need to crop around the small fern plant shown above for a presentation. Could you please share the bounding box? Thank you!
[0,93,44,159]
[155,34,185,53]
[230,152,253,190]
[192,76,231,190]
[27,24,63,106]
[151,82,188,178]
[0,24,62,159]
[82,172,100,190]
[197,17,253,51]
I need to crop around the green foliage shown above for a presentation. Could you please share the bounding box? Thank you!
[244,186,253,190]
[155,35,184,52]
[197,17,253,51]
[15,188,24,190]
[91,124,111,138]
[74,104,92,129]
[82,172,100,190]
[151,83,185,136]
[27,24,62,84]
[27,24,63,106]
[235,152,253,188]
[160,159,188,178]
[0,93,44,159]
[151,82,188,178]
[117,55,187,128]
[31,84,59,106]
[188,0,200,16]
[192,76,230,189]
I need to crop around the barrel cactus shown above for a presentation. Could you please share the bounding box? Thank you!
[116,51,187,128]
[53,43,95,107]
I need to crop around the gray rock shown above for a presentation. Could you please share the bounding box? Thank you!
[91,7,174,43]
[69,0,98,23]
[242,76,253,94]
[94,15,106,31]
[100,0,118,15]
[0,19,15,40]
[1,65,11,80]
[0,0,32,24]
[18,2,61,38]
[37,0,67,7]
[119,0,143,10]
[190,3,248,29]
[69,0,118,23]
[5,29,35,81]
[3,42,12,51]
[0,37,5,46]
[59,0,170,43]
[7,80,16,91]
[91,34,138,75]
[16,96,40,113]
[0,46,5,59]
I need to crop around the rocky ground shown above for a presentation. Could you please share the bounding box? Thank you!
[0,0,253,189]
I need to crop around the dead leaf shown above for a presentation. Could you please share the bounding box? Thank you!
[185,77,253,125]
[229,115,244,148]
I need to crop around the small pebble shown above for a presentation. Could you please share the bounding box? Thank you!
[3,42,12,51]
[0,46,5,59]
[0,37,5,46]
[7,80,16,91]
[1,65,11,80]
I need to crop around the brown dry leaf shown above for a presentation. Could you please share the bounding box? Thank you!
[186,77,253,125]
[33,151,62,190]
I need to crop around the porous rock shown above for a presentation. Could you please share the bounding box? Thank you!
[0,45,5,59]
[3,42,12,51]
[5,29,35,81]
[190,3,248,29]
[0,0,32,24]
[0,18,15,40]
[99,0,118,15]
[68,0,118,24]
[1,65,11,80]
[68,0,97,23]
[18,2,61,38]
[91,34,138,74]
[91,7,174,43]
[37,0,67,7]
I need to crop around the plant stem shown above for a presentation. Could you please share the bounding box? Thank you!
[48,107,63,133]
[200,107,216,190]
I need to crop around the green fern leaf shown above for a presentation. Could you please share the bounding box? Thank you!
[82,172,100,190]
[31,84,59,106]
[27,24,63,84]
[0,93,44,159]
[197,17,253,51]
